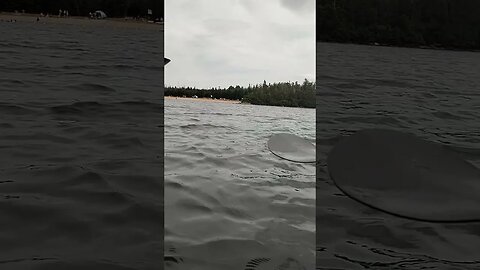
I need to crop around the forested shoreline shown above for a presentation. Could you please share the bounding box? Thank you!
[317,0,480,50]
[165,79,315,108]
[0,0,163,19]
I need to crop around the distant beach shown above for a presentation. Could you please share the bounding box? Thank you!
[0,12,162,28]
[165,96,242,104]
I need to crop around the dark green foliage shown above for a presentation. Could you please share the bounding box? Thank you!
[0,0,163,19]
[317,0,480,50]
[165,79,316,108]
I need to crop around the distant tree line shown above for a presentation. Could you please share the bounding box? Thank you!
[317,0,480,50]
[0,0,163,19]
[165,79,316,108]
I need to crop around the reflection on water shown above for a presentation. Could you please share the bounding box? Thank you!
[165,99,315,269]
[317,42,480,269]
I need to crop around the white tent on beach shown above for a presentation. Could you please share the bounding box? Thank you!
[93,10,107,19]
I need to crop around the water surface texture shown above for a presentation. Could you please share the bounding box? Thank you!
[0,18,163,269]
[165,99,315,269]
[317,42,480,269]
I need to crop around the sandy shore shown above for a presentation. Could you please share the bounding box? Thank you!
[0,12,163,29]
[165,96,242,104]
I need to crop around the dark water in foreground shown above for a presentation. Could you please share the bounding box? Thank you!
[165,99,315,269]
[0,19,163,269]
[317,42,480,269]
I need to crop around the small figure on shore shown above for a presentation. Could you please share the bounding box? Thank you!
[37,17,40,22]
[59,9,62,17]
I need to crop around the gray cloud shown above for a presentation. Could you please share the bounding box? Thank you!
[280,0,314,13]
[165,0,315,88]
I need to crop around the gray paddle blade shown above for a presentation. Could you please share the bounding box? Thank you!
[268,133,315,163]
[328,129,480,222]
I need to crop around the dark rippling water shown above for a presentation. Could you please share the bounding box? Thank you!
[165,99,315,269]
[0,19,163,269]
[317,42,480,269]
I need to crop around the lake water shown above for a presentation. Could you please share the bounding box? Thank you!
[164,99,315,269]
[317,42,480,269]
[0,18,163,269]
[3,16,478,270]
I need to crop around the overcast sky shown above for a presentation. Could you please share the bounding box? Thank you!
[165,0,315,89]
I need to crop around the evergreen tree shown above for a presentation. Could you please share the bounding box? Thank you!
[317,0,480,50]
[165,79,316,108]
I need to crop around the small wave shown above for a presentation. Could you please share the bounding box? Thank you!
[364,78,413,88]
[49,101,162,119]
[432,111,466,120]
[316,91,346,97]
[180,123,232,130]
[62,64,150,70]
[0,78,26,85]
[0,103,37,115]
[117,101,162,112]
[50,101,109,115]
[433,90,480,97]
[70,83,116,93]
[420,92,438,98]
[94,135,146,149]
[0,132,75,144]
[335,115,405,126]
[49,45,88,52]
[183,112,234,116]
[334,82,374,90]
